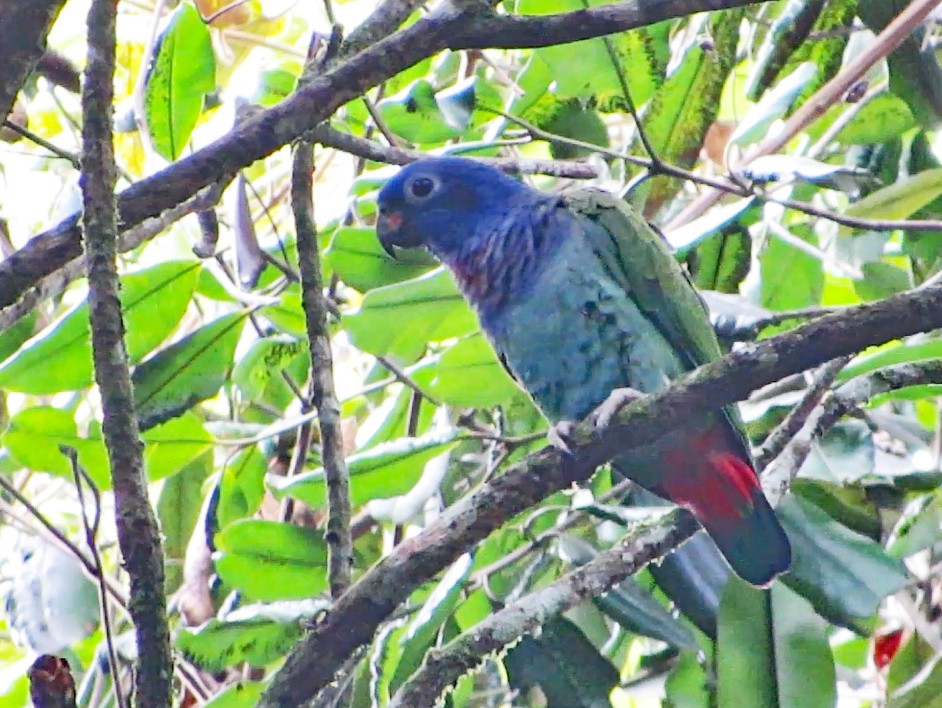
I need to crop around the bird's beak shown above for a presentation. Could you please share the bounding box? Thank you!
[376,210,403,259]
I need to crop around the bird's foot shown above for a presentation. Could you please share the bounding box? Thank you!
[591,387,645,431]
[548,421,577,455]
[548,388,644,454]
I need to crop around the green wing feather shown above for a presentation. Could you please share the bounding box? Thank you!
[562,188,753,456]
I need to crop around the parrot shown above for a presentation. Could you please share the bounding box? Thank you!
[375,157,791,587]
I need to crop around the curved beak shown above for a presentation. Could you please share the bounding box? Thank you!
[376,210,403,259]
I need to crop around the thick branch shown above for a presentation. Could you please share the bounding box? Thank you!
[448,0,770,48]
[292,143,353,596]
[80,1,171,705]
[0,0,774,312]
[259,285,942,707]
[0,0,67,122]
[389,510,697,707]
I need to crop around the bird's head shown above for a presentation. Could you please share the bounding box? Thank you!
[376,157,532,261]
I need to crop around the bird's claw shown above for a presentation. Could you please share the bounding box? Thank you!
[548,421,577,455]
[591,387,644,431]
[548,388,643,454]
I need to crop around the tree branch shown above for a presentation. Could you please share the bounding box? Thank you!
[80,1,171,704]
[763,360,942,506]
[389,510,697,707]
[0,0,67,122]
[0,0,775,312]
[292,140,353,596]
[311,124,600,179]
[259,284,942,707]
[389,361,942,705]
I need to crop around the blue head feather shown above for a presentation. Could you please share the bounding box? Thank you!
[376,157,563,316]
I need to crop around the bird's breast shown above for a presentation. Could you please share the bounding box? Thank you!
[485,241,686,423]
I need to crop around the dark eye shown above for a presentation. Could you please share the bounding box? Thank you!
[410,177,435,199]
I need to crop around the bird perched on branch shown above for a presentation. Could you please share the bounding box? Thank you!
[375,157,791,587]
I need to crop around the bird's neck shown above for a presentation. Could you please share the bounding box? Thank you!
[440,196,563,324]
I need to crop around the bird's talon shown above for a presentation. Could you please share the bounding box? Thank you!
[548,421,577,454]
[592,387,644,431]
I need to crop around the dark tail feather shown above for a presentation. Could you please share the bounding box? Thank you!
[661,451,792,587]
[700,488,791,587]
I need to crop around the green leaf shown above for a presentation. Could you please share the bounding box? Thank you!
[771,583,837,708]
[231,334,306,402]
[268,429,459,508]
[0,261,199,394]
[717,580,776,708]
[855,262,912,301]
[345,269,477,360]
[833,93,916,145]
[640,9,740,212]
[665,652,710,708]
[202,682,265,708]
[798,419,873,484]
[431,334,519,407]
[779,494,908,629]
[504,616,619,708]
[516,1,665,105]
[157,452,212,592]
[217,445,267,530]
[761,226,823,309]
[377,80,459,144]
[2,407,212,488]
[213,520,329,601]
[390,554,473,694]
[839,337,942,381]
[177,599,326,671]
[844,168,942,223]
[144,3,216,160]
[325,227,435,292]
[133,311,246,430]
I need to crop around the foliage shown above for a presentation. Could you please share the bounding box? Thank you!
[1,0,942,706]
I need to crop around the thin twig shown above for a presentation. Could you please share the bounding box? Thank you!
[81,0,172,703]
[292,125,353,596]
[2,119,80,167]
[61,447,126,708]
[310,124,599,179]
[753,355,852,470]
[377,354,441,405]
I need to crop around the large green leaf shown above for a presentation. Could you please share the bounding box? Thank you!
[344,269,477,360]
[431,333,520,407]
[779,494,909,629]
[133,311,246,429]
[639,8,741,213]
[504,616,619,708]
[268,429,459,508]
[2,407,212,488]
[325,227,435,293]
[143,2,216,160]
[717,581,776,707]
[157,452,212,592]
[516,1,666,105]
[844,168,942,223]
[761,225,824,309]
[0,261,199,394]
[176,600,326,672]
[213,520,329,601]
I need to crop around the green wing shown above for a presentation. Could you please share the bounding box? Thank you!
[562,188,723,370]
[562,188,753,454]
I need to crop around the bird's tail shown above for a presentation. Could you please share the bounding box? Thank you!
[661,451,791,587]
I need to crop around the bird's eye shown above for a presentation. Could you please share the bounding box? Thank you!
[409,176,436,199]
